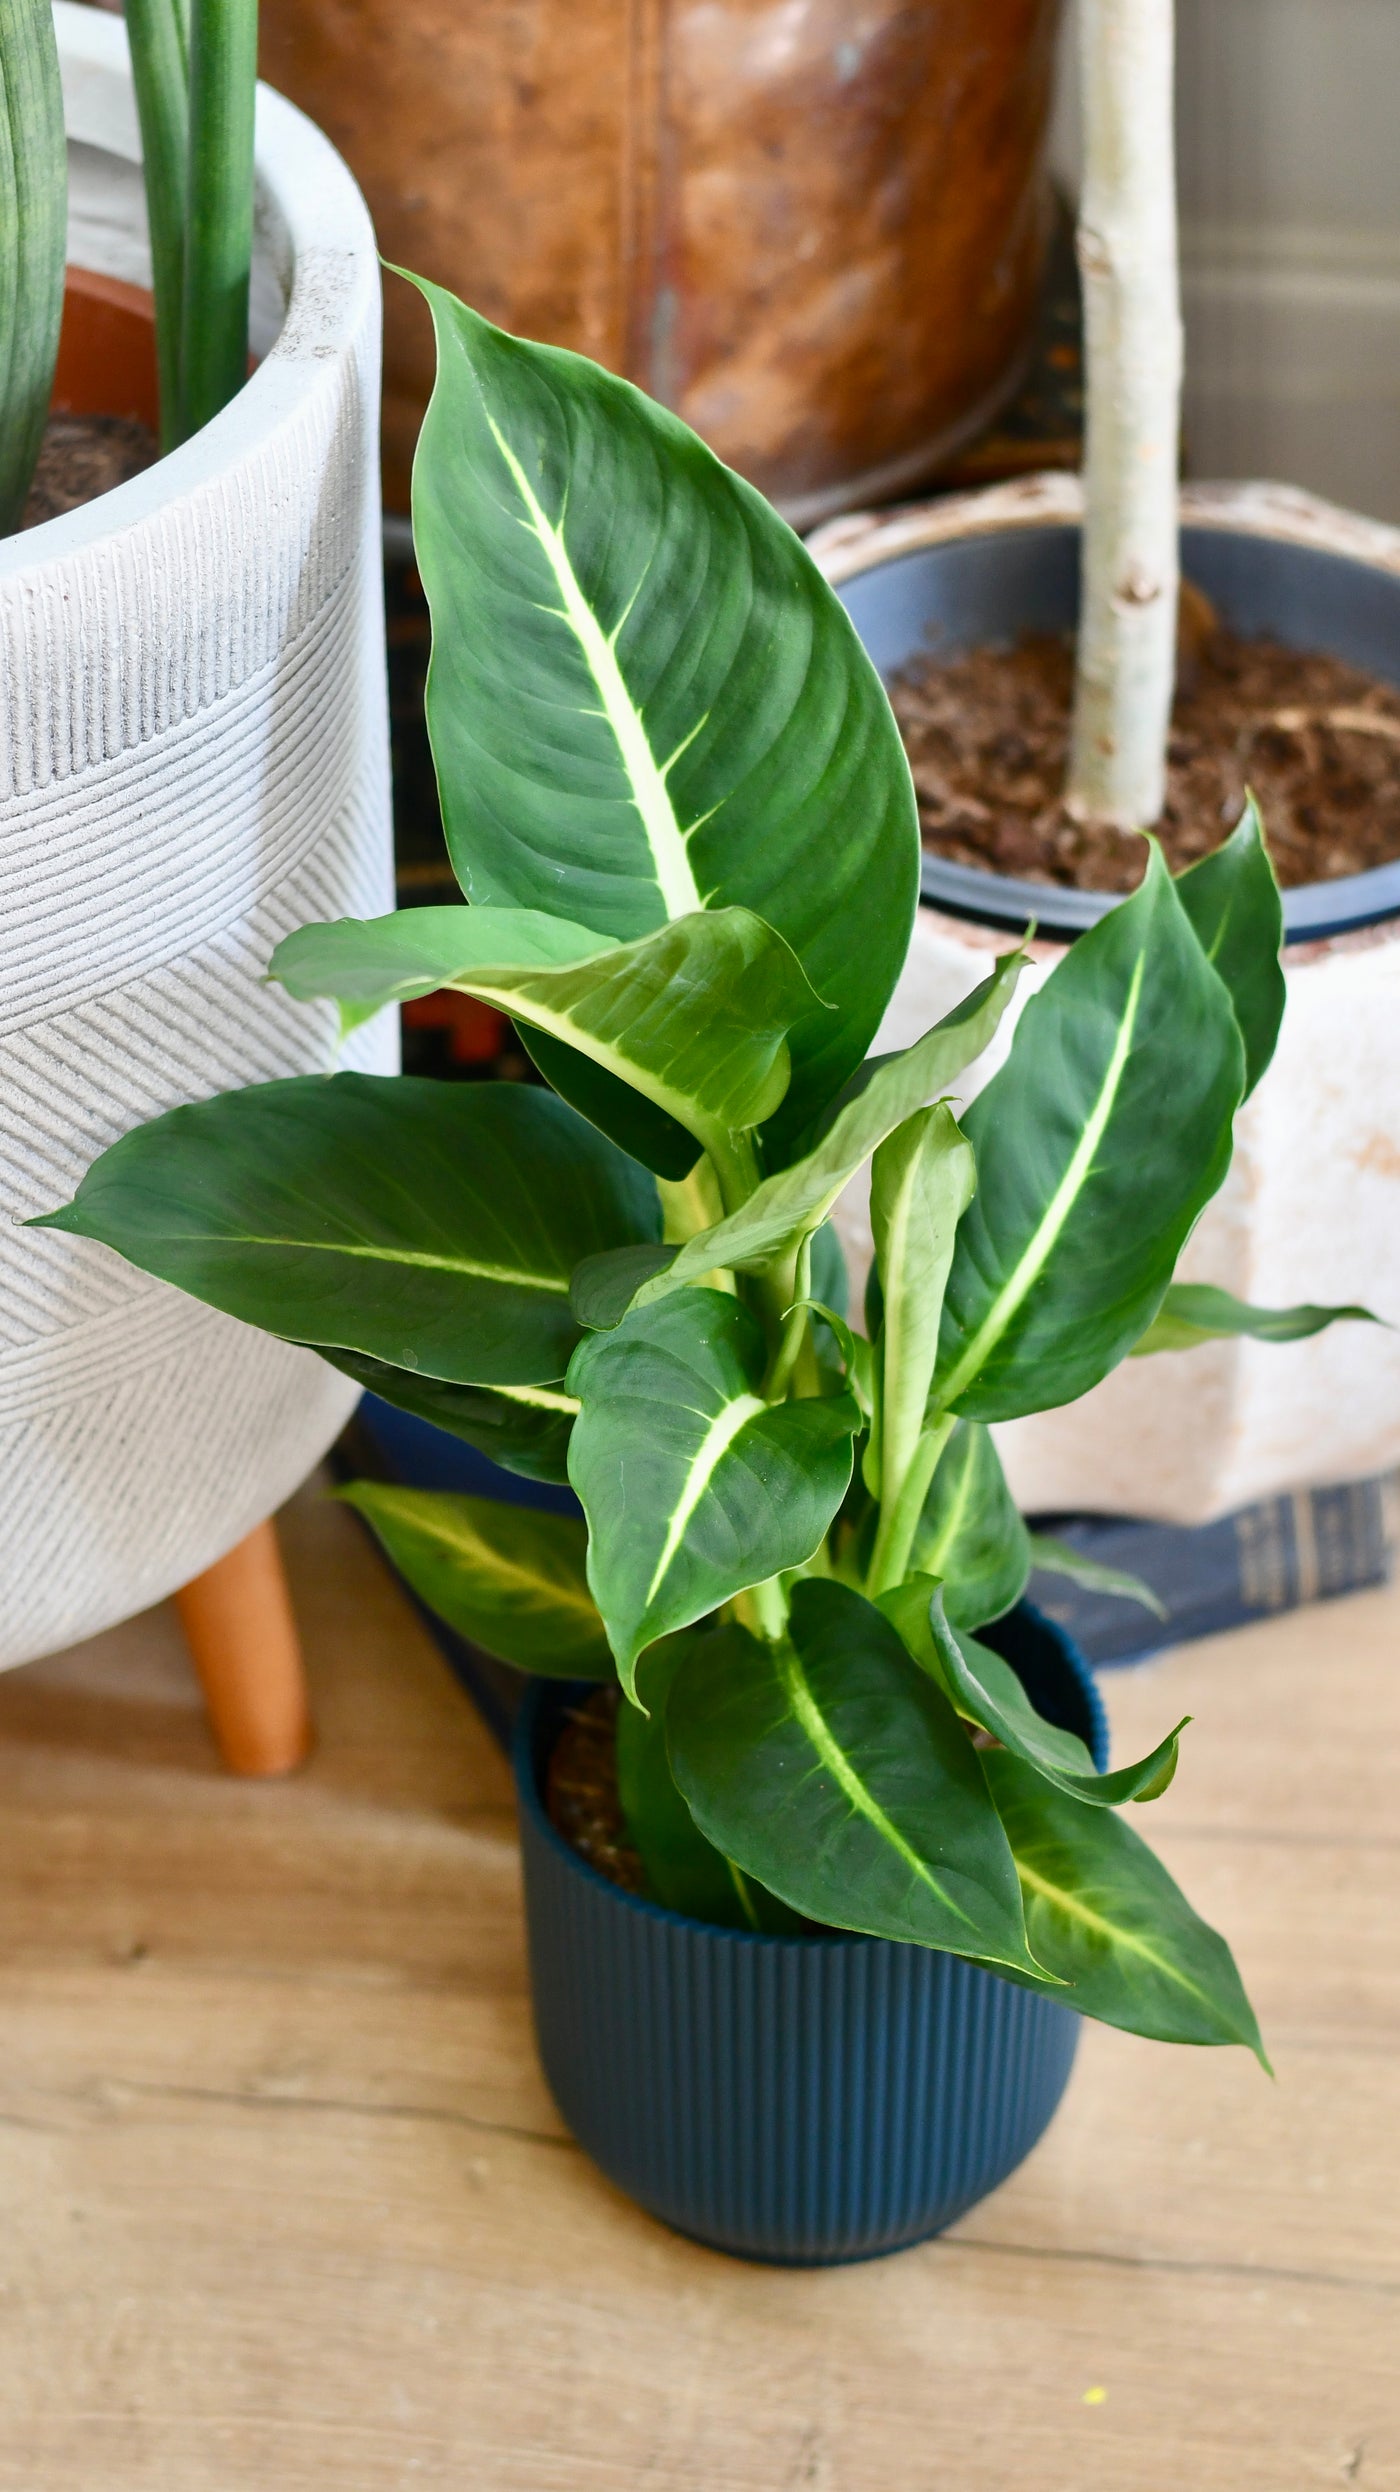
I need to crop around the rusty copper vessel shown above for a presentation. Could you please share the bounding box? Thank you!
[261,0,1061,520]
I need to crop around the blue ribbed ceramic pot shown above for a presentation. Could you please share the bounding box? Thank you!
[514,1604,1107,2265]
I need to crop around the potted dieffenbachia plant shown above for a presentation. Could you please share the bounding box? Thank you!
[39,277,1369,2260]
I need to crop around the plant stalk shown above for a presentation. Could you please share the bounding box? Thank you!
[180,0,257,439]
[0,0,67,536]
[867,1414,955,1599]
[125,0,190,451]
[1065,0,1182,829]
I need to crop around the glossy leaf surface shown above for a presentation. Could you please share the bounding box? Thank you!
[909,1420,1030,1630]
[619,1638,801,1931]
[339,1484,612,1676]
[1175,796,1284,1097]
[869,1105,976,1515]
[935,847,1245,1422]
[35,1077,659,1386]
[982,1752,1268,2060]
[408,276,919,1150]
[271,905,818,1166]
[1025,1532,1165,1617]
[567,1292,859,1694]
[1131,1281,1378,1357]
[925,1594,1187,1806]
[637,954,1025,1302]
[666,1581,1044,1970]
[317,1345,577,1483]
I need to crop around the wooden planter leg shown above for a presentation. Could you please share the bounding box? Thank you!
[175,1519,313,1776]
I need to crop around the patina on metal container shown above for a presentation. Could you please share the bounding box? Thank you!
[261,0,1061,520]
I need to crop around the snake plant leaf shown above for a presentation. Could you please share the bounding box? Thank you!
[34,1076,659,1387]
[868,1104,975,1510]
[271,904,819,1168]
[570,1243,680,1330]
[1175,795,1285,1097]
[313,1346,578,1484]
[0,0,66,532]
[981,1752,1269,2061]
[619,1637,803,1931]
[666,1580,1046,1972]
[1025,1533,1165,1618]
[934,845,1245,1424]
[1130,1281,1379,1358]
[634,952,1026,1304]
[405,275,919,1155]
[924,1593,1188,1806]
[909,1420,1030,1630]
[338,1484,612,1676]
[567,1291,860,1696]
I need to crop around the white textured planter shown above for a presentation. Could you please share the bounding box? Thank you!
[0,5,395,1666]
[813,475,1400,1525]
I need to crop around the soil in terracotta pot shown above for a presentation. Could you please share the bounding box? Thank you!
[890,610,1400,892]
[21,412,158,528]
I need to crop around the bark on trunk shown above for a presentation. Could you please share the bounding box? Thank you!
[1065,0,1182,829]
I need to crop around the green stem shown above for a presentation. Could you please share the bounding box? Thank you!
[706,1127,761,1221]
[0,0,66,535]
[733,1574,788,1642]
[180,0,256,439]
[125,0,190,452]
[867,1414,955,1599]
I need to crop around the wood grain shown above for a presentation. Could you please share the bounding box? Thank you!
[0,1474,1395,2489]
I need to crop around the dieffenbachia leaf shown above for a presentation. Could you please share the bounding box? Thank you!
[338,1484,612,1677]
[270,904,820,1173]
[316,1345,578,1484]
[666,1580,1048,1973]
[909,1420,1030,1630]
[33,1077,659,1386]
[1175,795,1284,1098]
[634,953,1026,1305]
[868,1104,976,1512]
[619,1637,803,1931]
[1130,1281,1378,1357]
[924,1591,1187,1806]
[981,1752,1269,2061]
[570,1243,679,1330]
[407,275,919,1155]
[567,1291,860,1695]
[934,845,1245,1423]
[1025,1533,1165,1619]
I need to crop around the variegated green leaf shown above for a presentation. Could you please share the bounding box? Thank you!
[271,904,820,1175]
[633,953,1026,1306]
[406,276,919,1154]
[1026,1533,1165,1618]
[567,1291,860,1696]
[909,1420,1030,1630]
[1175,795,1284,1098]
[317,1345,578,1484]
[619,1637,802,1930]
[33,1077,659,1387]
[339,1484,612,1676]
[666,1580,1048,1972]
[982,1752,1269,2061]
[923,1591,1187,1806]
[1131,1281,1378,1357]
[935,845,1245,1423]
[866,1106,975,1581]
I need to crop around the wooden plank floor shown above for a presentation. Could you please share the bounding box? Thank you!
[0,1475,1395,2490]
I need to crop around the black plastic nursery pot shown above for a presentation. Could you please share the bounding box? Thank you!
[514,1605,1107,2267]
[819,477,1400,945]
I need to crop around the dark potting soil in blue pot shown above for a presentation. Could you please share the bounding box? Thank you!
[515,1605,1107,2266]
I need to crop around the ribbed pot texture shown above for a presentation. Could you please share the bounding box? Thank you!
[515,1605,1107,2265]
